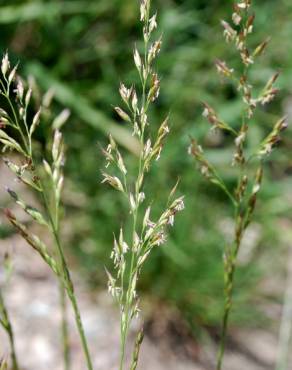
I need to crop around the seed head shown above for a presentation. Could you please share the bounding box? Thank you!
[240,48,254,66]
[131,90,138,113]
[101,173,124,192]
[8,65,17,84]
[237,1,251,10]
[253,38,270,57]
[134,48,142,72]
[215,59,234,77]
[148,73,160,102]
[143,139,152,159]
[116,151,127,175]
[232,12,242,26]
[15,80,24,101]
[52,130,62,163]
[221,20,237,42]
[149,13,157,33]
[115,107,131,123]
[52,109,70,131]
[119,83,132,104]
[140,0,149,21]
[1,53,10,76]
[148,38,162,64]
[143,207,151,230]
[119,228,129,254]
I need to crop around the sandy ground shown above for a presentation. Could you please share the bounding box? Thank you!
[0,232,289,370]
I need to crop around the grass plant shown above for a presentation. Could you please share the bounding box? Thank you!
[102,1,184,369]
[0,54,93,370]
[189,1,287,369]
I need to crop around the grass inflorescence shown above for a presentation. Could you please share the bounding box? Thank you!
[102,1,184,369]
[189,1,287,369]
[0,54,93,370]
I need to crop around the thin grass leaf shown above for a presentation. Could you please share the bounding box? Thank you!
[0,1,112,24]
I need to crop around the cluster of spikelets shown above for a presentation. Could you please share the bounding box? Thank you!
[0,58,66,277]
[189,1,288,369]
[101,1,184,368]
[0,52,94,370]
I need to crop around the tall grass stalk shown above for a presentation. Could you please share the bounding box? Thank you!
[102,1,184,369]
[0,359,8,370]
[276,243,292,370]
[0,289,18,370]
[60,282,70,370]
[189,1,287,369]
[0,55,93,370]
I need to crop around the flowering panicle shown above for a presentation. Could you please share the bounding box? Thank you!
[102,2,183,369]
[189,3,287,370]
[0,54,93,370]
[218,2,280,121]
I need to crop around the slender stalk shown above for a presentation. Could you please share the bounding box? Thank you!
[39,186,93,370]
[217,244,238,370]
[60,282,70,370]
[40,166,71,370]
[276,244,292,370]
[217,167,245,370]
[51,215,93,370]
[119,198,140,370]
[66,286,93,370]
[0,290,19,370]
[6,322,19,370]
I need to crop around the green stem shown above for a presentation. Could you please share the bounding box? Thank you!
[50,209,93,370]
[53,224,93,370]
[60,282,70,370]
[276,244,292,370]
[119,212,138,370]
[216,258,236,370]
[217,202,243,370]
[0,291,19,370]
[37,179,93,370]
[66,286,93,370]
[7,322,19,370]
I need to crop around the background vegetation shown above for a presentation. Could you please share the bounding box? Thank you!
[0,0,291,339]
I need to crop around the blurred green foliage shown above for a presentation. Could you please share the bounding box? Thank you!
[1,0,292,334]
